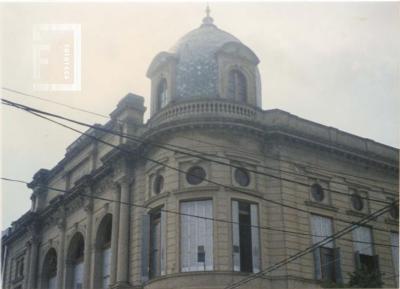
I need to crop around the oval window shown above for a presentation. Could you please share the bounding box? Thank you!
[234,168,250,187]
[351,193,363,211]
[311,183,324,202]
[186,166,206,185]
[153,175,164,194]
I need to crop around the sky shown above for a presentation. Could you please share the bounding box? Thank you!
[1,2,399,230]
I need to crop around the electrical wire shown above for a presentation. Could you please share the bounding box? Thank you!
[1,176,398,250]
[2,86,397,188]
[224,200,397,289]
[1,98,397,207]
[2,98,398,236]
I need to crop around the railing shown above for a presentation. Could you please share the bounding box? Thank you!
[148,100,257,126]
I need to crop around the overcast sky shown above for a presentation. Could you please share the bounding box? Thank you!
[1,2,399,230]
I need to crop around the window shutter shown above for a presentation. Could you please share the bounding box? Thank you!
[232,201,240,272]
[250,204,260,273]
[160,210,166,276]
[313,248,322,280]
[333,247,343,284]
[141,214,150,282]
[354,251,361,270]
[372,255,380,273]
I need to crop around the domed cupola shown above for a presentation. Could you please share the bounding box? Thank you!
[147,7,262,117]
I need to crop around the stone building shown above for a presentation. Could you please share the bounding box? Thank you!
[2,11,399,289]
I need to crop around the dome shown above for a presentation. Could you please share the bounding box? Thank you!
[170,17,241,99]
[147,10,262,116]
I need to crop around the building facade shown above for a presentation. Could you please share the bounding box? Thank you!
[2,12,399,289]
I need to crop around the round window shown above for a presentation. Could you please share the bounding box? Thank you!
[311,183,324,202]
[153,175,164,194]
[234,168,250,187]
[186,166,206,185]
[390,204,399,219]
[351,194,363,211]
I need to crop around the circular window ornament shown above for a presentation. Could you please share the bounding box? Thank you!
[311,183,325,202]
[186,166,206,185]
[390,204,399,219]
[351,194,363,211]
[234,168,250,187]
[153,175,164,195]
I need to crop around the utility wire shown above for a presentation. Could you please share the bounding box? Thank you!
[2,98,398,235]
[224,200,397,289]
[1,98,396,207]
[1,87,109,119]
[2,86,397,188]
[1,176,398,249]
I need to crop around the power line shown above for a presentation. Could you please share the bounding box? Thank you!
[224,200,397,289]
[2,98,398,235]
[1,97,397,208]
[3,86,397,188]
[1,87,109,119]
[176,135,399,188]
[1,176,397,249]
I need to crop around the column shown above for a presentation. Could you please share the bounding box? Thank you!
[57,218,66,289]
[116,178,130,285]
[109,185,121,285]
[28,236,39,289]
[83,199,94,289]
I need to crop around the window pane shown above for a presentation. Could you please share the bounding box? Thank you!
[311,215,333,248]
[181,200,213,272]
[73,262,84,289]
[48,276,57,289]
[352,226,373,256]
[102,247,111,289]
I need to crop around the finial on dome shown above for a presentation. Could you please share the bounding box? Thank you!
[202,3,214,25]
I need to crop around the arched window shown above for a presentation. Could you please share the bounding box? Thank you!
[42,248,57,289]
[67,233,85,289]
[157,78,168,110]
[228,69,247,103]
[95,214,112,289]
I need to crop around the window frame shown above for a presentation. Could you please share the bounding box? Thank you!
[231,199,261,273]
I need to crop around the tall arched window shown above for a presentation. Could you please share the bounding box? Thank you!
[67,233,85,289]
[42,248,57,289]
[95,214,112,289]
[157,78,168,110]
[228,69,247,103]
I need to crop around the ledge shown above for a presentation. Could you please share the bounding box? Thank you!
[304,200,339,212]
[346,209,369,218]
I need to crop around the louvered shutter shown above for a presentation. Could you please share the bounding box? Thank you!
[250,204,260,273]
[390,232,399,277]
[354,251,361,270]
[313,248,322,280]
[372,255,380,272]
[232,201,240,272]
[333,247,343,284]
[141,214,150,282]
[160,210,166,276]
